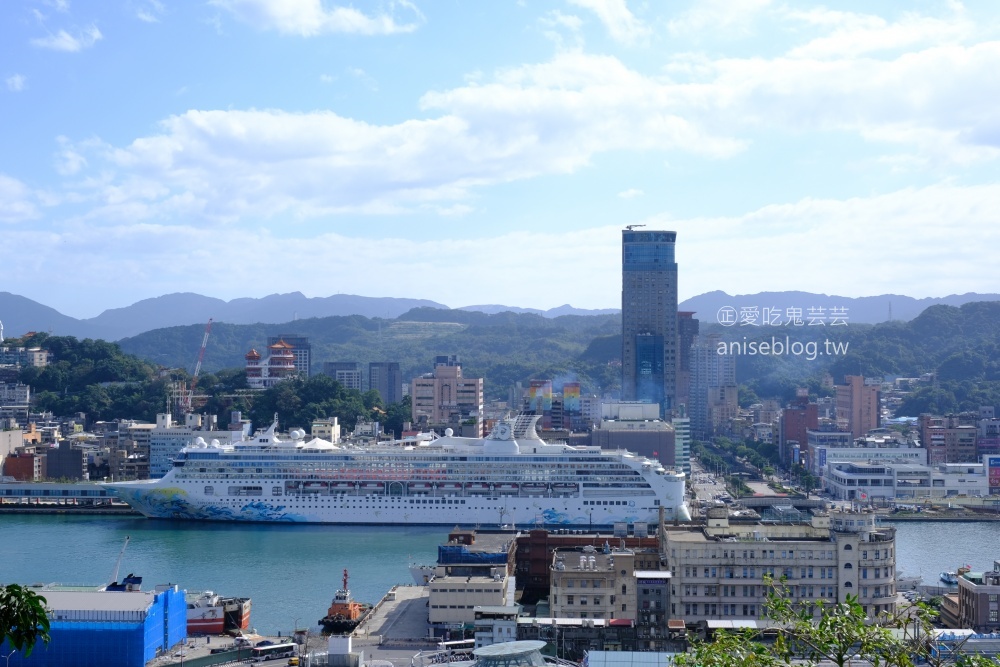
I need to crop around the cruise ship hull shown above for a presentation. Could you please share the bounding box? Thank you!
[111,481,677,526]
[107,417,689,527]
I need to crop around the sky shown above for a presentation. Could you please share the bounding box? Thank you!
[2,0,1000,318]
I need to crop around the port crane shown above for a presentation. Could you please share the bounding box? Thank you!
[105,536,141,591]
[109,536,130,586]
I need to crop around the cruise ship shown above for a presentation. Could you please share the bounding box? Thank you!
[107,416,690,526]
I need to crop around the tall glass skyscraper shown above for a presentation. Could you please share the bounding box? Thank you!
[621,229,678,413]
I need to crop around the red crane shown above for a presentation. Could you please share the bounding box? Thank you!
[183,318,213,413]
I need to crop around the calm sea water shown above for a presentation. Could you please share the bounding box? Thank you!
[889,520,1000,582]
[3,515,999,635]
[0,514,442,635]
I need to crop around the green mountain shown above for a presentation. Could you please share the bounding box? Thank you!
[75,302,1000,415]
[117,309,623,399]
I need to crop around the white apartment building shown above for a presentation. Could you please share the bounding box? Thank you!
[810,441,927,478]
[149,413,249,478]
[662,508,897,623]
[824,462,988,501]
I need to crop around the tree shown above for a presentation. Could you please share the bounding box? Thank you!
[0,584,50,657]
[674,577,993,667]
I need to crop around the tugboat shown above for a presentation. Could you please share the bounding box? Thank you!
[319,569,372,635]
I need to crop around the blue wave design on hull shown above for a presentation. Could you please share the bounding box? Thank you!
[116,487,308,522]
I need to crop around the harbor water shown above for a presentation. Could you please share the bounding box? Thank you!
[0,514,441,635]
[3,515,1000,635]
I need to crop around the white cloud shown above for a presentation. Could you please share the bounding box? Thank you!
[55,52,741,224]
[538,10,585,50]
[347,67,378,91]
[45,8,1000,225]
[567,0,650,44]
[668,0,771,37]
[618,188,643,199]
[55,136,89,176]
[135,0,165,23]
[696,41,1000,164]
[31,25,103,51]
[670,183,1000,300]
[209,0,424,36]
[6,74,26,92]
[785,9,974,59]
[0,175,40,222]
[8,184,1000,315]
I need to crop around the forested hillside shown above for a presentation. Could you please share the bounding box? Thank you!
[13,302,1000,421]
[118,309,624,399]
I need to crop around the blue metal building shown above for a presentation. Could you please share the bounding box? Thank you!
[2,584,186,667]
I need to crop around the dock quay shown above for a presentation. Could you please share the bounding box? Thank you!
[352,585,436,659]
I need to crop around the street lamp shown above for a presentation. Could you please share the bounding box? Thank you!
[3,650,16,667]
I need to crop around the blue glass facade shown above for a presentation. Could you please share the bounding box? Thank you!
[622,231,677,272]
[634,334,665,406]
[621,230,679,412]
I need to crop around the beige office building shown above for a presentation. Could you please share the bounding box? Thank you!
[662,508,897,623]
[550,547,638,622]
[412,357,484,435]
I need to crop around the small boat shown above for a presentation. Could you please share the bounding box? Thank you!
[941,565,971,585]
[319,569,372,635]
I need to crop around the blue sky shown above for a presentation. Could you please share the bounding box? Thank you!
[2,0,999,318]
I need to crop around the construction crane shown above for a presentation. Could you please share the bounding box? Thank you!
[625,224,646,231]
[181,318,213,413]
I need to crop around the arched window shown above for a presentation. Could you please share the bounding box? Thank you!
[843,544,853,550]
[844,563,853,569]
[844,581,853,588]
